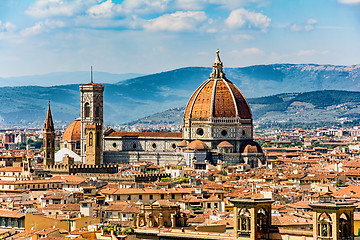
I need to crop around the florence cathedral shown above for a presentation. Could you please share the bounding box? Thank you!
[55,50,265,168]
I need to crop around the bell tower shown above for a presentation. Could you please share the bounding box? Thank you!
[80,67,104,164]
[43,101,55,166]
[310,197,355,240]
[231,198,274,240]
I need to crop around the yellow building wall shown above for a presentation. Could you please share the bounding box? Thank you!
[354,220,360,236]
[25,213,69,231]
[25,213,100,232]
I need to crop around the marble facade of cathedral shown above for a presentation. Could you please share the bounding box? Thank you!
[59,51,265,168]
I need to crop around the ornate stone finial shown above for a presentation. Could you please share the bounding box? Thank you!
[210,49,225,78]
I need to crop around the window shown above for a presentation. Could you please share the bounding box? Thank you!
[95,106,100,117]
[161,194,164,199]
[214,203,218,208]
[123,214,126,218]
[196,128,204,136]
[139,195,142,200]
[132,143,137,149]
[221,129,228,136]
[150,195,153,200]
[96,132,100,147]
[84,102,90,118]
[152,143,157,149]
[117,196,120,201]
[89,132,93,146]
[127,195,131,200]
[207,203,211,208]
[113,143,117,148]
[171,194,175,199]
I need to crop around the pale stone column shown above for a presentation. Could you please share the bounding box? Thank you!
[312,211,317,240]
[170,214,175,227]
[136,214,140,227]
[250,207,256,240]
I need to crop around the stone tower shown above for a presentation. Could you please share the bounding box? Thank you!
[310,197,355,240]
[43,101,55,166]
[231,198,274,240]
[80,68,104,164]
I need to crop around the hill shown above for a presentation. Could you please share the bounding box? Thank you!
[0,64,360,127]
[126,90,360,129]
[0,72,143,87]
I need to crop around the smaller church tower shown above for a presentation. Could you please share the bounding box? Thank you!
[43,101,55,166]
[80,67,104,164]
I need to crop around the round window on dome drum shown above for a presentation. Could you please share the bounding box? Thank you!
[242,129,246,135]
[196,128,204,136]
[113,143,117,148]
[152,143,157,149]
[171,143,177,149]
[132,143,137,149]
[221,129,228,136]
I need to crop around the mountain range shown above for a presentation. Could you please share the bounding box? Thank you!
[126,90,360,129]
[1,63,360,128]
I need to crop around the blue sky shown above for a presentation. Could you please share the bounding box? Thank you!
[0,0,360,77]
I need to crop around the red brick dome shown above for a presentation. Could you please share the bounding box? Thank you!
[62,119,81,142]
[187,140,207,150]
[184,51,251,119]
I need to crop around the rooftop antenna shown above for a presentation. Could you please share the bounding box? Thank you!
[91,66,93,83]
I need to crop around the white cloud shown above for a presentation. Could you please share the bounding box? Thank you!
[307,18,317,25]
[87,0,116,18]
[289,24,302,32]
[225,8,271,31]
[297,49,316,56]
[87,0,171,18]
[241,47,264,55]
[20,20,66,37]
[120,0,170,13]
[144,11,207,31]
[0,21,16,32]
[174,0,208,10]
[297,49,328,57]
[25,0,88,18]
[0,21,17,40]
[290,18,317,32]
[338,0,360,4]
[232,34,254,41]
[174,0,270,10]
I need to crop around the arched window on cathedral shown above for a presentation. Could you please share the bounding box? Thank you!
[89,132,93,146]
[339,213,350,239]
[84,102,90,118]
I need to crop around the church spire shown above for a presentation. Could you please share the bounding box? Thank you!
[91,66,93,83]
[210,49,225,78]
[44,101,55,132]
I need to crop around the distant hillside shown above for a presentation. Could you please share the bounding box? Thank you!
[0,64,360,127]
[0,72,143,87]
[126,90,360,128]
